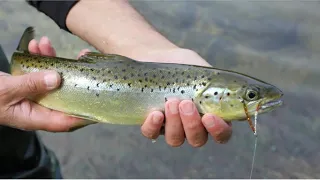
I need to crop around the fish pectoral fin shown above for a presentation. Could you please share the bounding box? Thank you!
[78,52,137,63]
[67,113,100,123]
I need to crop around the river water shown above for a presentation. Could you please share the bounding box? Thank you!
[0,1,319,178]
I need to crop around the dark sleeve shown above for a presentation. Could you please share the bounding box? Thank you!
[26,0,79,33]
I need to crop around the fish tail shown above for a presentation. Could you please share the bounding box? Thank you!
[16,26,35,52]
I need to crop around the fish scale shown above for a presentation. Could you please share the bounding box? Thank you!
[10,27,283,132]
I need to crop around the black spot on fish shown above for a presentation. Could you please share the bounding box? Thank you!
[96,83,100,87]
[103,79,106,83]
[123,76,127,80]
[93,77,96,80]
[193,85,197,90]
[167,82,170,86]
[165,97,168,102]
[175,78,179,83]
[80,68,84,72]
[173,88,176,93]
[87,86,90,90]
[208,77,212,81]
[159,86,162,90]
[141,88,144,92]
[214,92,218,95]
[122,69,126,72]
[205,95,209,99]
[202,82,207,86]
[194,77,197,80]
[39,65,43,68]
[74,84,77,87]
[201,75,205,78]
[191,98,194,102]
[187,82,190,86]
[117,88,120,91]
[151,89,154,92]
[181,90,185,94]
[114,75,118,79]
[110,84,113,88]
[144,77,148,82]
[199,101,202,104]
[139,79,142,83]
[96,93,99,97]
[144,85,148,88]
[187,75,191,78]
[227,92,230,96]
[144,72,148,76]
[90,68,94,71]
[128,83,131,87]
[108,70,111,73]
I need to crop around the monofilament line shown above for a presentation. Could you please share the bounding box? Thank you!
[250,110,259,179]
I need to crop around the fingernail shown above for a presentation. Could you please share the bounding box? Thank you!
[40,36,50,45]
[152,113,162,125]
[180,101,194,115]
[203,115,215,128]
[44,72,58,89]
[168,100,179,114]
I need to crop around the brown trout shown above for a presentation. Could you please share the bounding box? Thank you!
[10,27,283,132]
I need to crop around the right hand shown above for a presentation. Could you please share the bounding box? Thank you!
[0,37,91,132]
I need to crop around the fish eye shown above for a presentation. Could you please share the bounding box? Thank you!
[245,89,259,101]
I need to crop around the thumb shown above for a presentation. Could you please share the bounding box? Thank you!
[11,70,61,98]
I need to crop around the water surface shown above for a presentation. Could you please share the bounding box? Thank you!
[0,1,319,178]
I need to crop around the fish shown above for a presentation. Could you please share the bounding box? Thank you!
[10,27,283,133]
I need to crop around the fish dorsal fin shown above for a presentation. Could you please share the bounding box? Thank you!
[16,27,35,53]
[79,52,132,62]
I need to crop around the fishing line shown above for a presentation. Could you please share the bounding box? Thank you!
[249,110,259,179]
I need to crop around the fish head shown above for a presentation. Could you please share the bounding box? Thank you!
[195,75,283,121]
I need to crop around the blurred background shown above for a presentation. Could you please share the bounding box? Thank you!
[1,0,319,178]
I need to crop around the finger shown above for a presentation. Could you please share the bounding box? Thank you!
[38,36,56,56]
[6,99,94,132]
[28,39,40,54]
[8,70,60,101]
[77,49,91,59]
[202,114,232,144]
[179,100,208,147]
[164,99,185,147]
[141,111,164,139]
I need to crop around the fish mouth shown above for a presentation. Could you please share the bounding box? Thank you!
[258,98,283,113]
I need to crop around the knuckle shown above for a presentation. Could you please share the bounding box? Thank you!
[166,134,185,147]
[188,132,207,147]
[185,120,202,130]
[141,126,159,139]
[25,76,41,93]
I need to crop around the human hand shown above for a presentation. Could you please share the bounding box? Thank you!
[0,37,91,132]
[139,48,233,147]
